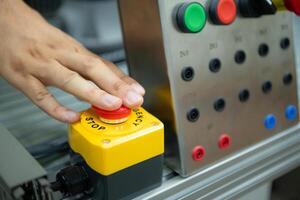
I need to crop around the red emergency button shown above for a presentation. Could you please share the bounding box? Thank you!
[285,0,300,16]
[92,105,131,124]
[209,0,237,25]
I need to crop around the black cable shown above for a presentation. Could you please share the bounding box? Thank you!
[51,165,91,197]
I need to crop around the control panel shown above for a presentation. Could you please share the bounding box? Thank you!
[119,0,300,176]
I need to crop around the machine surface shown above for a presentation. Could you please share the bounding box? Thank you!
[119,0,300,176]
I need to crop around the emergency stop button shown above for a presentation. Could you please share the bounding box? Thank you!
[92,105,131,124]
[177,2,207,33]
[209,0,237,25]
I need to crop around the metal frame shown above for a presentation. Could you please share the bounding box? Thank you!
[132,16,300,198]
[134,124,300,200]
[0,124,52,200]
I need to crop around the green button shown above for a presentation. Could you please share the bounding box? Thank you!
[183,3,206,33]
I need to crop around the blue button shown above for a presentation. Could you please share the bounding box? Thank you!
[285,105,298,121]
[264,114,276,129]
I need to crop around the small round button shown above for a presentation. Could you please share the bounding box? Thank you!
[283,73,293,85]
[92,105,131,124]
[181,66,195,81]
[280,38,290,50]
[285,105,298,121]
[209,0,237,25]
[214,98,226,112]
[258,43,269,57]
[209,58,222,73]
[264,114,277,129]
[262,81,272,94]
[192,146,206,161]
[218,134,231,149]
[177,2,207,33]
[239,89,250,102]
[235,50,246,64]
[187,108,200,122]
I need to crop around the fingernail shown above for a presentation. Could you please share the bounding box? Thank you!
[125,91,142,105]
[102,94,121,106]
[132,84,145,95]
[64,111,79,122]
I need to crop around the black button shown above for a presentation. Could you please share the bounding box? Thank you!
[238,0,277,18]
[209,58,221,73]
[214,98,226,112]
[187,108,200,122]
[262,81,272,94]
[235,50,246,64]
[181,66,194,81]
[283,73,293,85]
[239,89,250,102]
[280,38,290,50]
[258,43,269,57]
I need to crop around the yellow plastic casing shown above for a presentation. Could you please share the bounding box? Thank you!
[68,107,164,176]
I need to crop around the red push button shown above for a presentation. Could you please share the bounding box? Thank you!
[218,134,231,149]
[92,105,131,124]
[285,0,300,16]
[192,146,206,161]
[210,0,237,25]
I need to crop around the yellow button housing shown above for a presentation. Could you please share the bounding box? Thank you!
[273,0,287,10]
[68,107,164,176]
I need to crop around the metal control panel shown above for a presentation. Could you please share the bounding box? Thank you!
[118,0,299,176]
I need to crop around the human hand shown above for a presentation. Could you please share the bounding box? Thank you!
[0,0,145,123]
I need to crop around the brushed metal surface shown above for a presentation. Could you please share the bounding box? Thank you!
[119,0,299,176]
[133,125,300,200]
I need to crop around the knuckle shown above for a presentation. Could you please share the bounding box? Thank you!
[34,90,53,103]
[23,38,47,61]
[37,69,51,83]
[10,56,24,69]
[73,46,81,53]
[23,38,39,50]
[32,61,55,84]
[28,47,44,59]
[47,105,66,121]
[61,71,79,88]
[83,58,101,74]
[112,80,126,92]
[83,57,98,67]
[52,105,63,116]
[47,43,57,50]
[85,85,108,101]
[73,47,79,53]
[10,56,27,75]
[85,87,99,99]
